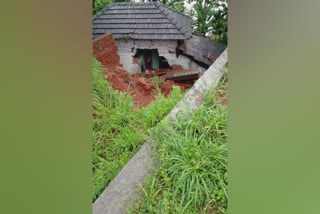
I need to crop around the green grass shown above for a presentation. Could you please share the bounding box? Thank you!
[128,73,228,214]
[92,58,184,202]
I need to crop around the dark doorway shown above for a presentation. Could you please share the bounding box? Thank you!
[133,49,171,72]
[159,56,171,69]
[144,50,152,70]
[134,49,158,72]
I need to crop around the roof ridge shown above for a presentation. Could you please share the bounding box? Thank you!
[93,1,154,20]
[155,1,191,19]
[154,2,191,39]
[111,2,154,5]
[92,4,110,20]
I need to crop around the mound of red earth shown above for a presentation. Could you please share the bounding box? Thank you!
[93,34,191,107]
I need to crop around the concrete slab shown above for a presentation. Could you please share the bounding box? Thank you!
[162,70,200,81]
[93,140,155,214]
[166,49,228,123]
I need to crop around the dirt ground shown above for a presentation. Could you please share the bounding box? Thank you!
[216,85,228,107]
[104,65,191,107]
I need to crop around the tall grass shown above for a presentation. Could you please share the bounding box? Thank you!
[128,72,228,214]
[92,58,184,202]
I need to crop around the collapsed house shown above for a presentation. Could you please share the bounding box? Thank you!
[92,1,226,75]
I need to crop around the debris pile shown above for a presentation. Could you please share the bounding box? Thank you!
[93,34,191,107]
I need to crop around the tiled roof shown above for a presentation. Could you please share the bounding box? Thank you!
[180,34,227,67]
[92,2,192,40]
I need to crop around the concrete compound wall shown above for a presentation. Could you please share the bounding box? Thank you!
[116,39,206,74]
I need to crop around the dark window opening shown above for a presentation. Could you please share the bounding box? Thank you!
[159,56,171,69]
[133,49,172,72]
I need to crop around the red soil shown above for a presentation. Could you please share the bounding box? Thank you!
[105,66,189,107]
[217,86,228,107]
[93,34,191,107]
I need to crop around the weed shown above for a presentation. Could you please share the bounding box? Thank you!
[92,58,183,202]
[124,78,137,91]
[128,72,228,214]
[152,76,165,86]
[150,76,165,94]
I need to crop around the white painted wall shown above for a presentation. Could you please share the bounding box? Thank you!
[118,53,140,75]
[115,39,206,75]
[116,39,177,74]
[116,39,176,54]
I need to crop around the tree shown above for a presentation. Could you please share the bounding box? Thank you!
[191,0,228,45]
[192,0,214,36]
[210,1,228,44]
[93,0,110,15]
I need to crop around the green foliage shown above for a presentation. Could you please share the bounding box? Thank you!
[190,0,228,45]
[92,58,183,202]
[160,0,186,14]
[151,76,165,93]
[210,1,228,45]
[93,0,130,15]
[93,0,112,15]
[128,73,228,214]
[192,0,214,36]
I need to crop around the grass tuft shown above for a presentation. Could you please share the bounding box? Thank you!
[128,72,228,214]
[92,58,184,202]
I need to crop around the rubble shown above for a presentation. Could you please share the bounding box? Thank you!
[93,34,192,107]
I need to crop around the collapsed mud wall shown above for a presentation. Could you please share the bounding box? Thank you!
[93,34,120,68]
[92,34,191,107]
